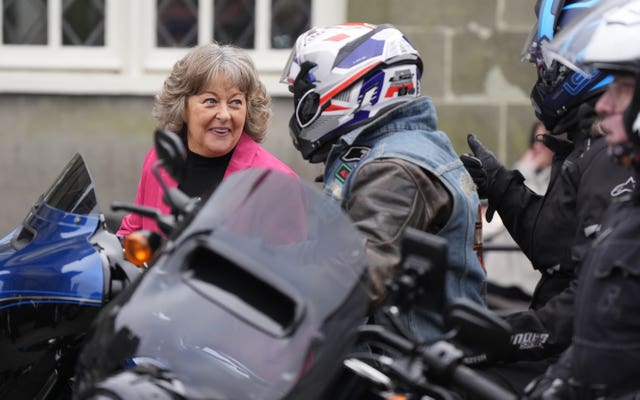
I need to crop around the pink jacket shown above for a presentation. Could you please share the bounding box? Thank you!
[117,132,298,236]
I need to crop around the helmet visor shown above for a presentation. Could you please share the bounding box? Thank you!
[542,0,634,76]
[521,0,566,65]
[280,49,298,85]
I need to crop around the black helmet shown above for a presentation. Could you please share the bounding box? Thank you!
[523,0,614,133]
[74,168,370,399]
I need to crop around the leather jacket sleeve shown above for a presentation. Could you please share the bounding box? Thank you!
[487,145,575,271]
[489,134,634,363]
[342,158,452,307]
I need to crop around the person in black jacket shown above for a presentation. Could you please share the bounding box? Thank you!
[523,1,640,397]
[459,0,636,394]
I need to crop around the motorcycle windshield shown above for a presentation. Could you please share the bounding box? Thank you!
[0,153,100,250]
[0,153,104,307]
[95,168,370,399]
[40,153,99,216]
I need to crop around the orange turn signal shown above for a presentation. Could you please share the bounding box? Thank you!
[123,231,155,268]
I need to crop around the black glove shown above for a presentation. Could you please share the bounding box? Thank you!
[523,375,571,400]
[460,153,488,198]
[460,134,505,199]
[523,348,573,400]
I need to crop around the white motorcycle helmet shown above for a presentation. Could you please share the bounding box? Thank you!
[543,0,640,152]
[280,23,423,163]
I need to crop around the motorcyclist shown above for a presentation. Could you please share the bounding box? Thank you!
[460,0,636,392]
[521,1,640,397]
[280,23,486,342]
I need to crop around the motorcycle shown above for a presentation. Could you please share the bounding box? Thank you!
[72,129,371,399]
[326,249,518,400]
[71,129,519,400]
[0,153,143,400]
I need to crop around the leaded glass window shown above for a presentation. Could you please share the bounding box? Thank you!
[0,0,343,95]
[62,0,105,46]
[271,0,310,49]
[214,0,255,48]
[153,0,311,50]
[2,0,48,45]
[157,0,198,48]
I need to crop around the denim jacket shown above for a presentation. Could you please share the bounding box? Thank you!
[323,97,486,340]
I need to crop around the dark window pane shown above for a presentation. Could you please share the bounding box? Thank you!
[62,0,105,46]
[157,0,198,48]
[3,0,48,45]
[271,0,310,49]
[214,0,254,49]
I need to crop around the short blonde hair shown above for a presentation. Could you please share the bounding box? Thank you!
[153,42,271,143]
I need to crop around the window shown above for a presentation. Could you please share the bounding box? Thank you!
[0,0,121,71]
[0,0,345,95]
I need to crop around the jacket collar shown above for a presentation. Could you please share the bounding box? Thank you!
[327,97,437,161]
[160,131,256,186]
[339,97,437,147]
[224,132,258,178]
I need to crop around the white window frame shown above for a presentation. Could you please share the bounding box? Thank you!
[0,0,346,95]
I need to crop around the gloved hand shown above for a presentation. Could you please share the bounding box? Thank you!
[523,348,573,400]
[460,134,505,199]
[523,375,571,400]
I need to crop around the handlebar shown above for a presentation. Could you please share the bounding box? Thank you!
[111,201,176,235]
[356,325,517,400]
[451,364,517,400]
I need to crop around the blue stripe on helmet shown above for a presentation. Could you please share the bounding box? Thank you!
[590,74,614,92]
[564,0,601,10]
[537,0,559,42]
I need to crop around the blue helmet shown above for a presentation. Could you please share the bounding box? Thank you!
[523,0,614,133]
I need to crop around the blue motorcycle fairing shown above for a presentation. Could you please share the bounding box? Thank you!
[0,201,104,310]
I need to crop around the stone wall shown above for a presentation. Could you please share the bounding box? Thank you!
[348,0,539,162]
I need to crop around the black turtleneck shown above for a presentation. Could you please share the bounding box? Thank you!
[178,148,234,200]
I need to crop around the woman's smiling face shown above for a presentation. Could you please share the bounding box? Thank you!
[185,75,247,157]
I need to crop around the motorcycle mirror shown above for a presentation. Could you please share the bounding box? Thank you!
[385,227,447,313]
[154,128,186,182]
[444,298,512,359]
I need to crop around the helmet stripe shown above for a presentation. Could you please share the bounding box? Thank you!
[564,0,601,10]
[319,61,381,105]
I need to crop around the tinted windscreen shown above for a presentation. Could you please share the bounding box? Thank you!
[42,153,99,215]
[105,169,370,399]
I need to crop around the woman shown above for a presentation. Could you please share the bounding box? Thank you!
[117,42,297,236]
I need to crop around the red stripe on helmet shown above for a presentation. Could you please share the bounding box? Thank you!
[319,61,381,106]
